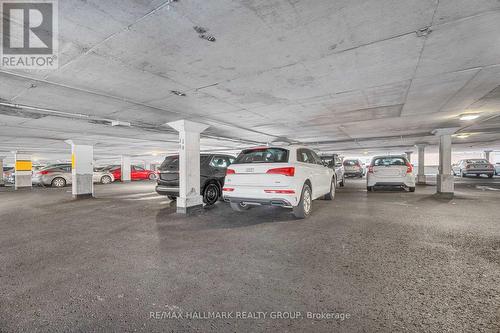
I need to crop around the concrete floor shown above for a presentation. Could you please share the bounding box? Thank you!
[1,178,499,332]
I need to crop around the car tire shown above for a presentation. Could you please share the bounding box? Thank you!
[488,174,493,178]
[293,183,312,219]
[148,173,156,180]
[339,176,345,187]
[101,175,112,184]
[51,177,66,188]
[461,171,466,178]
[367,186,373,192]
[203,182,220,206]
[167,195,177,201]
[324,178,335,200]
[230,202,250,212]
[409,187,416,192]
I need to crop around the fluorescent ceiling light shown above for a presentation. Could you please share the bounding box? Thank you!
[459,114,480,121]
[455,133,471,139]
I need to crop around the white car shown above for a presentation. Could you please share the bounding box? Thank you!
[366,155,415,192]
[222,146,336,219]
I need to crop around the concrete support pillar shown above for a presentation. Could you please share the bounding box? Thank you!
[121,155,131,182]
[415,144,426,185]
[14,152,32,189]
[66,140,94,199]
[484,150,492,162]
[167,120,209,214]
[0,156,5,187]
[437,135,453,197]
[405,151,413,163]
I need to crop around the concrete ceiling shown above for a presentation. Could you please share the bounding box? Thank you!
[1,0,500,161]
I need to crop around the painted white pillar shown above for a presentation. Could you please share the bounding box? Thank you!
[0,156,5,187]
[405,151,413,163]
[144,160,151,170]
[484,150,492,162]
[167,120,209,214]
[433,128,459,197]
[121,156,131,182]
[65,140,94,199]
[415,144,426,185]
[14,152,32,189]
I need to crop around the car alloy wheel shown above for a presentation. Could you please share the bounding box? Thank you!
[203,183,219,206]
[303,187,311,214]
[52,177,66,188]
[101,175,112,184]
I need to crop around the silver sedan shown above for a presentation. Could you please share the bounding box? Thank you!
[32,164,115,187]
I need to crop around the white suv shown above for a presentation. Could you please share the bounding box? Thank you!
[223,146,336,218]
[366,155,415,192]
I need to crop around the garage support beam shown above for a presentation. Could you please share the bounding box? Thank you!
[437,135,454,197]
[65,140,94,199]
[405,151,413,163]
[121,156,131,182]
[14,152,32,190]
[166,120,209,214]
[415,144,426,185]
[484,150,492,162]
[0,156,5,187]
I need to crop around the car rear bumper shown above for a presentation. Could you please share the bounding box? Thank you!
[223,196,293,208]
[367,175,415,187]
[463,170,494,175]
[345,171,363,177]
[371,182,412,189]
[155,185,179,196]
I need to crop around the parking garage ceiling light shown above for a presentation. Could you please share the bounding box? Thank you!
[455,133,471,139]
[459,114,480,121]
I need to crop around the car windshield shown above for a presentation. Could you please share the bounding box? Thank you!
[372,157,407,166]
[234,148,289,164]
[160,155,210,170]
[466,159,489,164]
[343,160,358,166]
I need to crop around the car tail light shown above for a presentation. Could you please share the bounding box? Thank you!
[266,167,295,177]
[39,170,49,175]
[226,169,236,175]
[222,187,234,192]
[264,189,295,194]
[406,162,413,174]
[368,166,374,173]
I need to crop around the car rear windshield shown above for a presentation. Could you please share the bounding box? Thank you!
[234,148,289,164]
[466,159,489,164]
[159,155,210,170]
[343,160,358,166]
[372,157,407,166]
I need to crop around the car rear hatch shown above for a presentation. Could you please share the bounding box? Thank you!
[158,156,179,185]
[225,148,293,189]
[371,157,410,178]
[466,160,492,171]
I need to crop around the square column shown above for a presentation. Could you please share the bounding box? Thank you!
[437,135,453,197]
[14,153,32,189]
[121,156,131,182]
[484,150,492,162]
[167,120,209,214]
[415,144,426,185]
[66,141,94,199]
[405,151,413,163]
[0,156,5,187]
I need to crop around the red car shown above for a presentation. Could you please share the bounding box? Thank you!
[105,165,157,181]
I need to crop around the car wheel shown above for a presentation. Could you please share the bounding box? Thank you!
[101,175,112,184]
[230,202,250,212]
[51,177,66,188]
[293,183,312,219]
[461,170,466,177]
[367,186,373,192]
[148,173,156,180]
[203,182,220,206]
[324,178,335,200]
[409,187,416,192]
[167,195,177,201]
[488,174,493,178]
[339,176,345,187]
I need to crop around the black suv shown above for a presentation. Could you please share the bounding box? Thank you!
[156,154,235,206]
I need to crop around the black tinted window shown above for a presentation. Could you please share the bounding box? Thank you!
[372,157,407,166]
[235,148,289,164]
